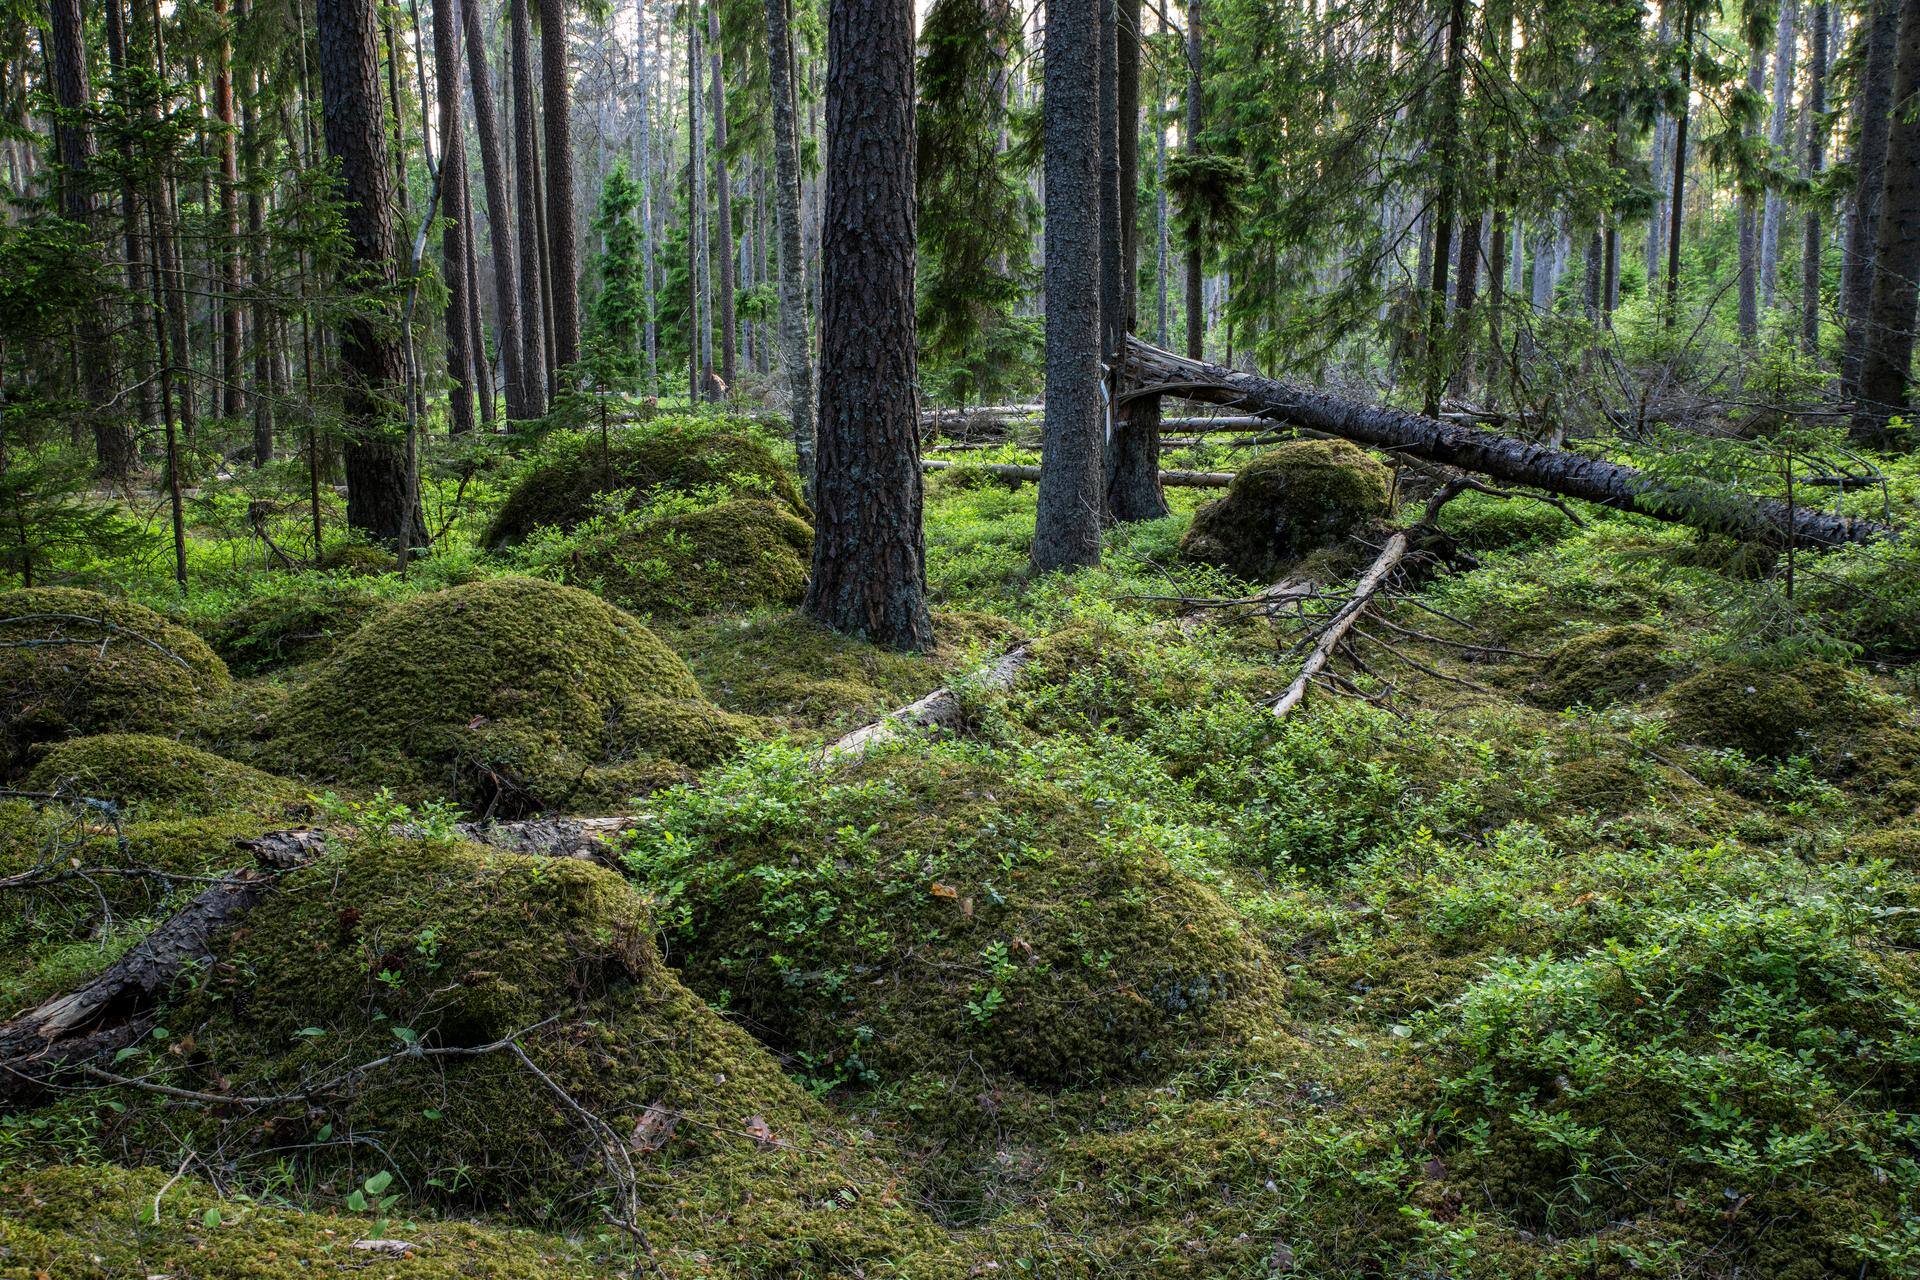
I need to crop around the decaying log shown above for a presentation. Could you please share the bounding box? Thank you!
[923,460,1234,488]
[1124,337,1890,549]
[822,644,1033,760]
[0,830,329,1082]
[1272,535,1410,719]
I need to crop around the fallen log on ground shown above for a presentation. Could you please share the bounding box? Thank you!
[822,644,1033,760]
[923,460,1233,488]
[1124,337,1890,549]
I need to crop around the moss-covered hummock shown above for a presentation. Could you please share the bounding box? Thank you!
[0,587,231,773]
[573,498,813,617]
[1530,623,1681,707]
[96,834,966,1275]
[1177,439,1392,582]
[484,419,807,547]
[23,733,297,814]
[630,751,1280,1089]
[265,577,740,813]
[204,581,388,674]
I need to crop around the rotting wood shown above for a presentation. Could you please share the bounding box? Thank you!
[821,644,1033,760]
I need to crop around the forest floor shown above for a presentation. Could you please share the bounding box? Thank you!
[3,410,1919,1279]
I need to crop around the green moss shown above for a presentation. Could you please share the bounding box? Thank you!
[0,1164,625,1280]
[0,587,231,773]
[1531,623,1681,707]
[93,834,964,1275]
[573,498,813,617]
[265,577,739,813]
[203,582,388,675]
[23,734,297,815]
[484,419,806,547]
[1013,618,1260,741]
[1848,824,1920,868]
[1177,439,1392,582]
[1664,660,1868,759]
[630,751,1281,1089]
[1551,754,1648,811]
[664,609,1021,736]
[316,542,398,574]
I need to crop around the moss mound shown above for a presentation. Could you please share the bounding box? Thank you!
[1531,623,1681,707]
[1177,439,1391,582]
[0,587,231,773]
[23,733,296,814]
[204,582,388,674]
[103,835,963,1274]
[266,577,738,813]
[0,1164,625,1280]
[630,751,1280,1089]
[574,498,813,617]
[484,420,806,547]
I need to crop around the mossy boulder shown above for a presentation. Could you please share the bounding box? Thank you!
[1665,660,1847,758]
[265,577,740,813]
[630,752,1280,1089]
[107,835,965,1273]
[316,541,397,574]
[1531,624,1682,708]
[484,420,806,547]
[573,498,813,617]
[203,582,388,674]
[0,587,231,773]
[1177,439,1392,582]
[23,733,297,814]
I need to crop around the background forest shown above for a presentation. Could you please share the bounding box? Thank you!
[1,0,1919,1276]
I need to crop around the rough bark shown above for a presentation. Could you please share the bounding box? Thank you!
[1183,0,1203,359]
[317,0,422,543]
[241,50,274,465]
[1033,0,1105,572]
[510,0,548,410]
[538,0,580,370]
[1124,336,1889,548]
[433,0,475,435]
[634,0,659,389]
[1737,41,1765,346]
[1855,0,1920,442]
[1423,0,1466,414]
[45,0,135,479]
[104,0,155,437]
[1802,1,1831,357]
[1104,0,1164,521]
[709,6,736,387]
[464,0,532,420]
[1664,3,1696,327]
[801,0,934,650]
[1841,0,1902,394]
[689,8,712,398]
[1760,0,1796,310]
[764,0,814,489]
[214,0,245,420]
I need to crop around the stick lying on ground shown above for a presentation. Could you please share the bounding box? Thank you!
[1124,337,1891,550]
[822,644,1033,760]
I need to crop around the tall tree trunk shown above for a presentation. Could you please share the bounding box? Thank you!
[635,0,659,390]
[1854,0,1920,442]
[1105,0,1164,521]
[538,0,580,369]
[1033,0,1104,571]
[433,0,475,434]
[1423,0,1466,414]
[1760,0,1797,311]
[316,0,421,542]
[142,0,195,441]
[1663,3,1696,328]
[1154,8,1169,347]
[802,0,933,649]
[764,0,814,488]
[1737,41,1764,346]
[1841,0,1901,394]
[465,0,533,419]
[46,0,135,478]
[708,6,736,389]
[463,170,493,423]
[1183,0,1203,358]
[214,0,244,419]
[241,43,274,465]
[689,7,713,398]
[1802,1,1830,357]
[510,0,548,410]
[103,0,155,441]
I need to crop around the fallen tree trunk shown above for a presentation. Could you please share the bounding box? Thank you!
[1273,535,1409,719]
[1124,337,1890,549]
[923,460,1233,488]
[823,644,1032,760]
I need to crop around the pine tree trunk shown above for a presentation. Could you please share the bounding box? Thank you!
[802,0,933,649]
[433,0,475,435]
[764,0,814,488]
[241,46,274,465]
[510,0,548,410]
[690,9,713,398]
[1423,0,1466,414]
[103,0,155,443]
[46,0,135,478]
[464,0,533,419]
[1663,4,1695,327]
[539,0,580,369]
[463,175,493,423]
[316,0,421,543]
[708,7,736,389]
[1760,0,1797,310]
[635,0,659,390]
[1737,43,1764,346]
[1841,0,1901,395]
[214,0,245,419]
[1104,0,1163,521]
[1802,1,1830,357]
[1033,0,1105,572]
[1854,0,1920,442]
[1154,9,1169,348]
[1183,0,1203,359]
